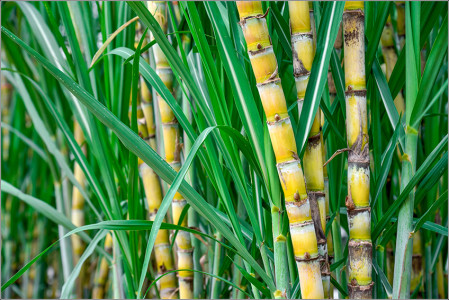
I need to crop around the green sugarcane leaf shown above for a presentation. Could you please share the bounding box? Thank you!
[17,2,70,74]
[0,216,220,292]
[60,230,108,298]
[413,190,448,233]
[373,259,393,298]
[371,118,402,209]
[269,1,292,60]
[388,2,447,100]
[4,69,108,220]
[145,268,253,299]
[372,58,405,150]
[412,78,448,128]
[0,122,48,162]
[203,1,268,182]
[233,261,271,298]
[373,135,448,240]
[1,26,274,292]
[365,1,391,74]
[329,49,346,118]
[420,221,448,236]
[410,13,448,127]
[0,180,88,242]
[320,100,345,144]
[330,276,348,298]
[414,153,448,207]
[2,70,95,216]
[430,219,448,270]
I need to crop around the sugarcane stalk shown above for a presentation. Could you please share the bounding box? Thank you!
[380,16,405,116]
[92,233,113,299]
[342,2,374,298]
[1,76,12,161]
[138,92,178,298]
[436,252,446,299]
[182,36,204,300]
[71,120,87,297]
[396,2,406,49]
[237,1,323,298]
[148,2,193,298]
[411,230,424,297]
[289,2,331,297]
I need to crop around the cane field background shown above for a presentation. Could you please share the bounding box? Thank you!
[0,1,448,299]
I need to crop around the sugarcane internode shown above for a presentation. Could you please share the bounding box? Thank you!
[237,1,324,298]
[92,233,113,299]
[343,2,374,298]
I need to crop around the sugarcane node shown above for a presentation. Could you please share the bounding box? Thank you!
[347,206,371,217]
[267,65,279,81]
[351,278,358,286]
[293,56,309,77]
[344,88,367,97]
[321,267,331,276]
[315,191,325,198]
[348,281,374,297]
[257,77,281,88]
[274,113,281,121]
[258,7,270,19]
[345,194,356,211]
[291,151,299,161]
[309,195,327,243]
[401,153,412,164]
[307,133,321,145]
[349,127,369,158]
[295,252,319,262]
[180,276,194,282]
[179,248,194,253]
[317,238,327,245]
[248,45,270,56]
[304,252,311,260]
[293,191,300,201]
[160,264,167,273]
[287,197,308,208]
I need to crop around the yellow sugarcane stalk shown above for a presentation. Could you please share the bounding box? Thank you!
[396,2,405,49]
[135,19,178,299]
[436,252,446,299]
[237,2,323,298]
[386,241,394,285]
[410,231,423,295]
[343,2,373,298]
[380,16,405,116]
[71,120,88,298]
[148,3,193,298]
[288,2,331,297]
[1,76,12,160]
[138,87,179,298]
[71,121,87,264]
[92,233,113,299]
